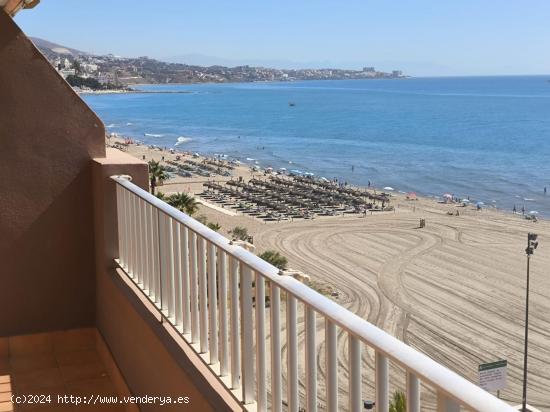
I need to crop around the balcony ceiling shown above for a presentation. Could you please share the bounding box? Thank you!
[0,0,39,16]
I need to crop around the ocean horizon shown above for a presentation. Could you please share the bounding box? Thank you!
[84,76,550,216]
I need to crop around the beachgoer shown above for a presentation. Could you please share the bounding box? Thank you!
[522,206,525,215]
[513,205,516,213]
[545,187,547,194]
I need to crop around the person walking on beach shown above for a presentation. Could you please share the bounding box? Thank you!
[522,205,525,215]
[545,187,547,194]
[513,205,517,213]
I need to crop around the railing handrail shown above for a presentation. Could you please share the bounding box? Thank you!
[111,175,516,412]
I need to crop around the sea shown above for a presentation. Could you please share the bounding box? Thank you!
[83,76,550,216]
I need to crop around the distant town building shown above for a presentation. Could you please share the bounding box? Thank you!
[363,67,375,72]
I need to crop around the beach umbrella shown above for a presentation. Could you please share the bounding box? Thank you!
[443,193,453,199]
[383,186,394,191]
[529,210,539,215]
[407,192,417,200]
[476,201,485,207]
[461,199,470,204]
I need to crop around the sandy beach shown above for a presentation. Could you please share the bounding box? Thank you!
[110,135,550,411]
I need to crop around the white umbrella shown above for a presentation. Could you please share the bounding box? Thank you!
[461,199,470,203]
[383,186,394,191]
[529,210,539,215]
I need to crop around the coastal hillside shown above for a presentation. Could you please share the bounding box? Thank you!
[29,36,405,87]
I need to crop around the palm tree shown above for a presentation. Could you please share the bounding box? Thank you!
[166,193,199,216]
[148,160,167,195]
[259,250,288,270]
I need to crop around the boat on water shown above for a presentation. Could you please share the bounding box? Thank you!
[288,102,295,106]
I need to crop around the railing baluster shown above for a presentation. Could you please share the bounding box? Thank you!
[218,250,229,376]
[255,272,267,411]
[376,352,389,412]
[151,205,160,304]
[181,226,191,334]
[157,211,166,311]
[326,319,338,412]
[198,236,208,352]
[136,197,144,285]
[407,371,420,412]
[437,391,460,412]
[208,241,218,364]
[167,216,175,318]
[270,284,282,412]
[115,184,123,266]
[287,294,299,412]
[173,221,182,328]
[305,306,317,412]
[128,192,135,278]
[230,256,241,389]
[144,202,152,293]
[119,185,128,270]
[162,213,172,313]
[132,194,139,280]
[348,335,361,412]
[189,231,199,343]
[240,263,254,404]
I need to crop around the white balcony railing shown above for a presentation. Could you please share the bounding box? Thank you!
[111,175,516,412]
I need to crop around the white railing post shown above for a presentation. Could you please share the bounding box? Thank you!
[305,306,317,412]
[348,335,361,412]
[189,231,199,344]
[240,263,254,404]
[115,185,124,268]
[207,241,218,364]
[437,391,460,412]
[140,199,149,289]
[376,352,389,412]
[198,236,208,353]
[255,272,267,411]
[180,226,190,334]
[230,256,241,389]
[144,202,153,294]
[287,294,299,412]
[218,250,229,376]
[166,215,175,318]
[325,319,338,412]
[270,284,282,412]
[157,212,167,312]
[136,197,144,285]
[172,221,182,328]
[407,371,420,412]
[151,206,160,304]
[128,192,136,278]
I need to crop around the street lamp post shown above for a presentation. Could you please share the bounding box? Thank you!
[521,232,538,412]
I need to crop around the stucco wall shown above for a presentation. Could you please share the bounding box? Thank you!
[0,10,106,336]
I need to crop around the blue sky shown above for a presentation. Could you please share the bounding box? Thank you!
[15,0,550,76]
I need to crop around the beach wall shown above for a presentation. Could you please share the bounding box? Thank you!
[0,10,106,336]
